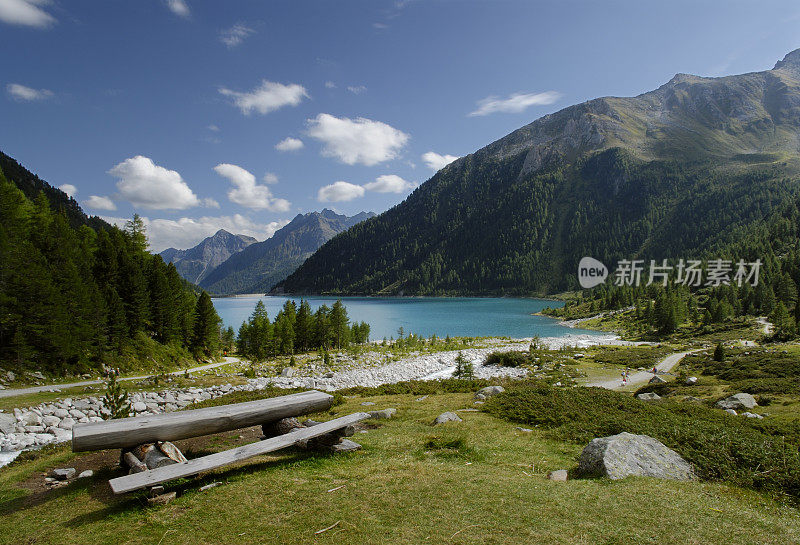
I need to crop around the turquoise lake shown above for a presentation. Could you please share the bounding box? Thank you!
[211,296,605,340]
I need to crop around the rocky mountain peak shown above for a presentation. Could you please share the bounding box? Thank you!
[773,48,800,71]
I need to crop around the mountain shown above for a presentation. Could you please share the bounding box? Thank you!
[281,50,800,296]
[160,230,258,285]
[199,209,375,295]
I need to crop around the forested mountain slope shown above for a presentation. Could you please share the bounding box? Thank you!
[281,50,800,296]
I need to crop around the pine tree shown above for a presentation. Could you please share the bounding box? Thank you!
[191,291,221,357]
[101,368,130,420]
[453,352,474,379]
[713,342,725,362]
[330,299,350,348]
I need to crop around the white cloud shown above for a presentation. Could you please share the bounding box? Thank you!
[317,181,365,202]
[220,23,255,48]
[7,83,53,101]
[201,197,220,208]
[84,195,116,211]
[219,80,308,115]
[166,0,189,17]
[275,137,304,152]
[0,0,56,28]
[207,124,220,132]
[102,214,290,253]
[58,183,77,197]
[108,155,203,210]
[363,174,416,194]
[469,91,561,117]
[422,151,459,171]
[213,163,291,211]
[306,113,409,166]
[262,172,278,184]
[347,85,367,94]
[324,81,336,89]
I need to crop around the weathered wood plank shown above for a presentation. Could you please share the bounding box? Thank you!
[73,390,333,452]
[109,412,370,494]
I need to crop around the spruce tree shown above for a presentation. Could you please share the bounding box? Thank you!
[191,291,221,357]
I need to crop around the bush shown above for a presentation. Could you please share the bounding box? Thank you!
[338,378,500,397]
[485,351,530,367]
[485,383,800,501]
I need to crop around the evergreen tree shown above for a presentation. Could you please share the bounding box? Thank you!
[190,291,221,357]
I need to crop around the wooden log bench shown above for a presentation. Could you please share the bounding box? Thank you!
[108,412,371,494]
[72,390,334,451]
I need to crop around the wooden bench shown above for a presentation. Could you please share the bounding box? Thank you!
[109,412,370,494]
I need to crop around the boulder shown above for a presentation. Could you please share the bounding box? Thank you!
[280,368,295,378]
[685,376,698,385]
[577,432,695,481]
[715,393,757,410]
[50,468,76,480]
[0,413,16,435]
[475,386,504,399]
[636,392,661,401]
[41,415,61,427]
[724,408,738,416]
[78,470,94,479]
[547,469,568,482]
[331,439,362,453]
[433,412,462,425]
[742,412,764,419]
[132,401,147,413]
[648,375,667,384]
[368,408,396,420]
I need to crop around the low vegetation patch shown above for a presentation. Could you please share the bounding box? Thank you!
[485,383,800,501]
[684,347,800,396]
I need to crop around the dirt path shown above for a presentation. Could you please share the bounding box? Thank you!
[0,357,241,399]
[584,350,699,390]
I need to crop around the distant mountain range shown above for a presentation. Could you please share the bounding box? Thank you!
[161,209,374,295]
[160,230,258,285]
[280,49,800,295]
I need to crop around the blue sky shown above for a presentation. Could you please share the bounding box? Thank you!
[2,0,799,251]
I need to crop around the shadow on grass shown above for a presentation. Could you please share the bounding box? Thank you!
[2,447,352,529]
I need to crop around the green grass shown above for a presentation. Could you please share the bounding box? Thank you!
[485,383,800,501]
[1,392,799,544]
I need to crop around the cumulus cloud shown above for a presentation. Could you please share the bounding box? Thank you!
[363,174,416,194]
[7,83,53,101]
[422,151,459,171]
[0,0,56,28]
[306,113,409,166]
[219,80,308,115]
[275,137,304,152]
[58,184,77,197]
[83,195,116,211]
[262,172,278,184]
[108,155,203,210]
[468,90,561,116]
[102,214,290,253]
[220,23,255,48]
[166,0,189,17]
[317,181,366,202]
[213,163,291,211]
[347,85,367,94]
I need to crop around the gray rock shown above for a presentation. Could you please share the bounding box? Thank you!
[473,393,486,401]
[433,412,462,425]
[648,375,667,384]
[724,408,738,416]
[368,408,396,419]
[415,396,428,402]
[20,412,41,426]
[685,376,698,385]
[515,427,533,433]
[577,432,695,481]
[6,371,15,382]
[636,392,661,401]
[53,408,70,418]
[547,469,568,481]
[51,468,76,480]
[0,413,16,434]
[41,415,61,427]
[715,393,757,410]
[331,439,362,453]
[742,412,764,419]
[280,368,295,378]
[132,401,147,413]
[78,470,94,479]
[475,386,504,399]
[69,409,87,420]
[360,401,376,406]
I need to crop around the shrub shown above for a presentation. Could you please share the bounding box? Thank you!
[485,383,800,501]
[485,351,530,367]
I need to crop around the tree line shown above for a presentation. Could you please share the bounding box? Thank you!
[0,167,223,375]
[236,299,370,361]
